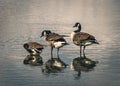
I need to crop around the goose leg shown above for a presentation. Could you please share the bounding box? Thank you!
[57,48,60,59]
[78,70,81,76]
[51,47,53,59]
[80,45,82,58]
[83,46,86,58]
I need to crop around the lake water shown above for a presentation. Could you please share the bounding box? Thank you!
[0,0,120,86]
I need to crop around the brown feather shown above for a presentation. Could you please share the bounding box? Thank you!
[27,42,44,49]
[73,32,95,45]
[46,33,63,41]
[73,32,89,41]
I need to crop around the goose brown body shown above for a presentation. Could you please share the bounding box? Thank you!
[25,42,44,49]
[23,42,44,55]
[73,32,96,46]
[71,22,99,58]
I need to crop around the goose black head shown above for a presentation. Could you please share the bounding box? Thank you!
[73,22,81,27]
[23,43,29,50]
[73,22,81,32]
[40,30,52,37]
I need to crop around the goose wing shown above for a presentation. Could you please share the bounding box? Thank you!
[28,42,44,49]
[73,32,95,42]
[46,33,63,41]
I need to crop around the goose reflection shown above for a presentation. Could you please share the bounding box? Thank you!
[42,55,68,73]
[71,55,98,77]
[23,54,43,66]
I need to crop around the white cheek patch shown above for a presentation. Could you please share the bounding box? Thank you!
[54,42,65,48]
[77,23,80,27]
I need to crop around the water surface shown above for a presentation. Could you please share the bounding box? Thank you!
[0,0,120,86]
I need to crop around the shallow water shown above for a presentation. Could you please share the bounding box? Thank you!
[0,0,120,86]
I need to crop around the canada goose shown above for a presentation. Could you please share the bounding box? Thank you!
[23,42,44,55]
[71,22,99,58]
[41,30,69,58]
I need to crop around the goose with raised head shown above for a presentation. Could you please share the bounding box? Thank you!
[71,22,99,58]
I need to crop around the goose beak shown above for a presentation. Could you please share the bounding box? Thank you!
[40,35,43,38]
[94,41,100,44]
[73,25,76,27]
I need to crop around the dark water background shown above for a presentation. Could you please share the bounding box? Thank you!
[0,0,120,86]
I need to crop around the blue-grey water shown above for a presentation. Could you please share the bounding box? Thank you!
[0,0,120,86]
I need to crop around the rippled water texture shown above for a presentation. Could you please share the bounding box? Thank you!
[0,0,120,86]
